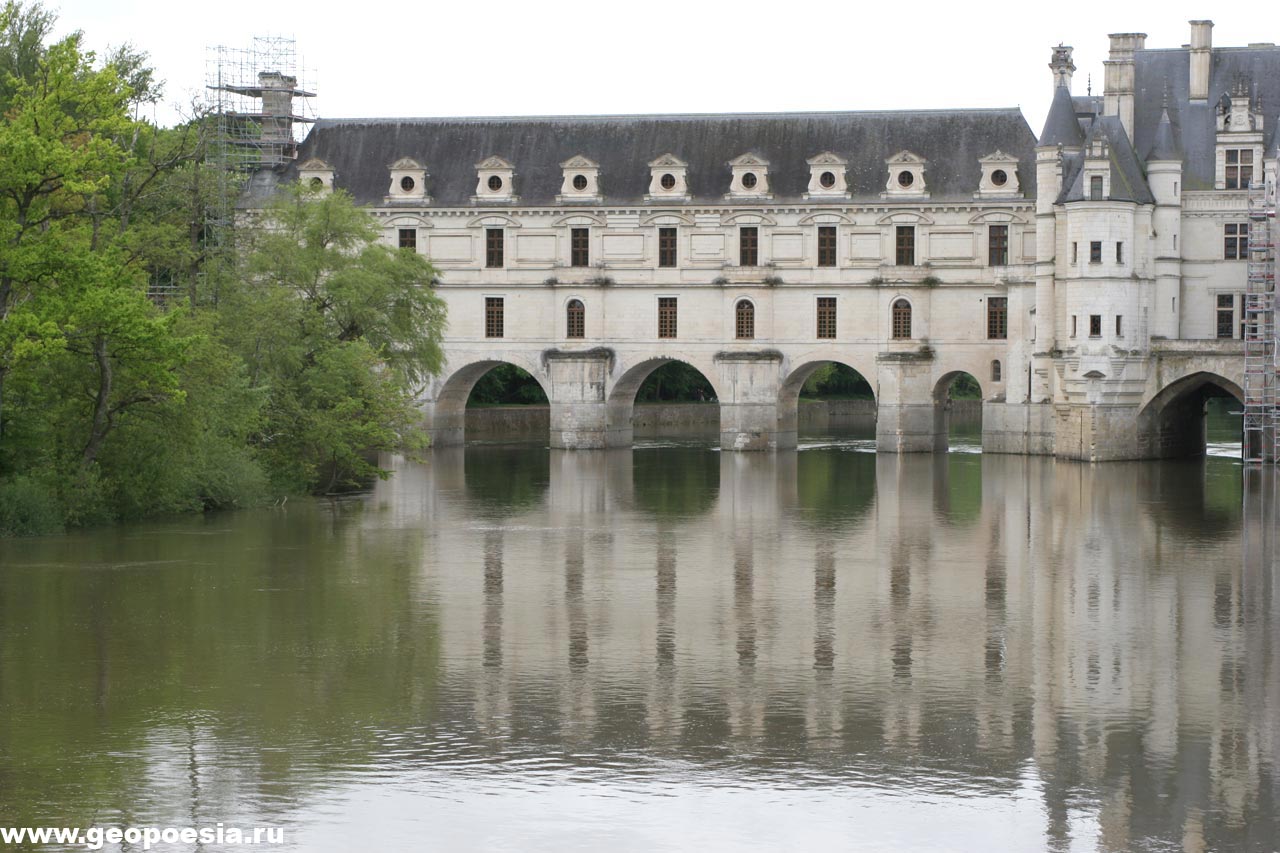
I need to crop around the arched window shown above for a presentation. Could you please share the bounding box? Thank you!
[566,299,585,339]
[892,299,912,339]
[735,299,755,339]
[991,360,1002,382]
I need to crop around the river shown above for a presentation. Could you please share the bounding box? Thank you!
[0,403,1275,851]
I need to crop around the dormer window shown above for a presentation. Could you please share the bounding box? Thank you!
[883,151,928,199]
[474,156,516,203]
[1226,149,1253,189]
[976,151,1020,197]
[805,152,849,199]
[297,158,334,193]
[558,155,602,203]
[387,157,428,203]
[647,153,689,201]
[727,153,771,199]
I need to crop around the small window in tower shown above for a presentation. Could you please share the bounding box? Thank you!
[488,175,503,192]
[1090,175,1103,200]
[400,176,416,192]
[817,226,837,267]
[572,174,588,191]
[571,227,590,267]
[485,297,504,338]
[660,173,676,190]
[1072,242,1078,264]
[658,227,677,268]
[1071,315,1078,338]
[1115,315,1123,337]
[1089,241,1102,263]
[398,228,416,251]
[991,169,1007,187]
[991,360,1002,382]
[1089,314,1102,337]
[1116,242,1123,263]
[820,171,836,189]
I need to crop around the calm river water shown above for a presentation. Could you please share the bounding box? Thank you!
[1,408,1276,851]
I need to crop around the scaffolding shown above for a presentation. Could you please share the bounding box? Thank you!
[1242,179,1278,463]
[184,37,315,305]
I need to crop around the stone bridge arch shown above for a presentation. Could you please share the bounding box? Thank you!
[1139,370,1244,459]
[425,353,552,446]
[605,354,725,448]
[777,353,879,449]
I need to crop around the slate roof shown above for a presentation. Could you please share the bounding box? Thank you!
[1059,116,1155,204]
[1040,85,1085,148]
[285,109,1038,206]
[1131,45,1280,190]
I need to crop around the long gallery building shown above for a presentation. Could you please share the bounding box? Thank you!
[266,19,1279,460]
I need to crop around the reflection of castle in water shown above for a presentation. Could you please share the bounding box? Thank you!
[380,450,1277,850]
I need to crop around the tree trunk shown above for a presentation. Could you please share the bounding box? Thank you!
[82,335,113,468]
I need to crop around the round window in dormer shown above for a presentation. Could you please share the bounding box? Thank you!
[488,175,503,192]
[820,171,836,189]
[400,176,416,192]
[897,171,914,188]
[991,169,1007,187]
[660,173,676,190]
[573,174,588,191]
[742,172,758,190]
[309,177,323,188]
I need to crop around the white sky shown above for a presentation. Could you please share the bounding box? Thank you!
[49,0,1280,136]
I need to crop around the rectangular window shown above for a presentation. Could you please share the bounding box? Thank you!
[740,227,758,266]
[571,227,590,267]
[1224,223,1249,260]
[485,228,504,268]
[988,225,1008,266]
[816,297,837,339]
[895,226,915,265]
[1115,315,1123,337]
[1090,175,1103,200]
[1072,242,1078,264]
[398,228,417,251]
[1089,314,1102,337]
[658,227,677,268]
[1071,315,1078,338]
[987,296,1008,340]
[485,297,504,338]
[1217,293,1235,338]
[817,226,837,267]
[1226,149,1254,190]
[657,297,678,339]
[1089,241,1102,263]
[1115,242,1123,263]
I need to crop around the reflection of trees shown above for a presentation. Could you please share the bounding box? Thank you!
[463,446,550,513]
[792,449,875,529]
[631,448,719,517]
[0,503,437,830]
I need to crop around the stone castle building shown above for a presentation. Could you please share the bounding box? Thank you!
[278,19,1278,460]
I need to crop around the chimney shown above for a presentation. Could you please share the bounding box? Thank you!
[1189,20,1213,102]
[1103,32,1145,140]
[1049,44,1076,91]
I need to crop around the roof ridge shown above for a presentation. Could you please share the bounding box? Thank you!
[314,107,1027,125]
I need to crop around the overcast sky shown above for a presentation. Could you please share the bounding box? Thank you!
[49,0,1279,137]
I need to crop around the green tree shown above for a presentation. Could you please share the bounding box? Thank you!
[231,184,446,492]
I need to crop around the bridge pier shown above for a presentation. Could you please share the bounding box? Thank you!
[875,351,945,453]
[716,351,785,451]
[545,349,613,449]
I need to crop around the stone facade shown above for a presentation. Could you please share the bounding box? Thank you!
[278,18,1275,459]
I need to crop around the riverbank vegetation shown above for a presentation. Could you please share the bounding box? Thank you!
[0,2,445,535]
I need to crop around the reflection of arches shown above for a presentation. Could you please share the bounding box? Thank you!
[430,357,551,445]
[606,357,722,447]
[735,299,755,339]
[777,358,877,448]
[1139,371,1243,458]
[892,298,912,339]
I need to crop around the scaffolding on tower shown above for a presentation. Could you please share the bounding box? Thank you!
[194,37,315,304]
[1242,179,1277,463]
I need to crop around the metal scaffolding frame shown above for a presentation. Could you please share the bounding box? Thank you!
[1243,179,1278,463]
